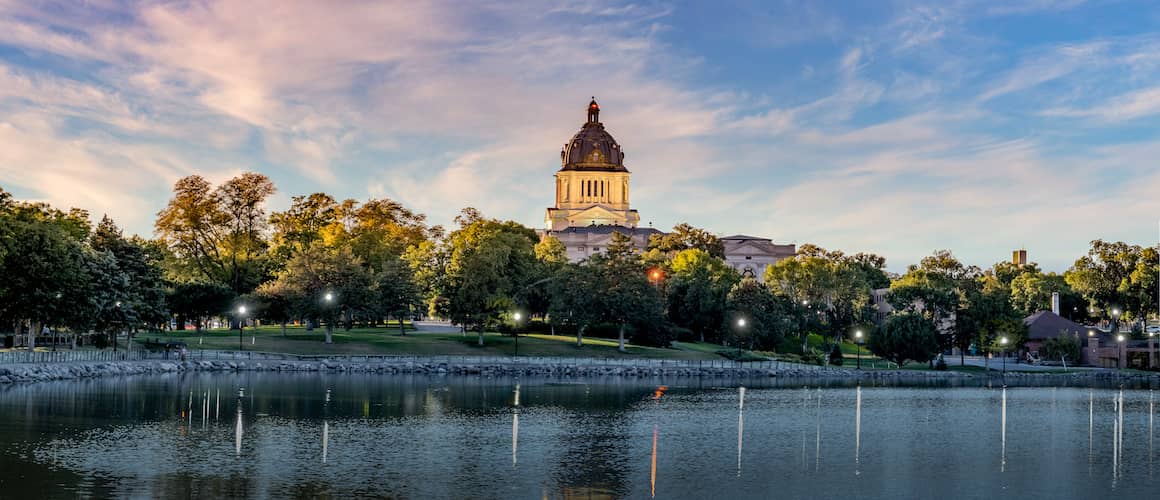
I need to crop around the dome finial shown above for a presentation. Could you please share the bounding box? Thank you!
[587,97,600,123]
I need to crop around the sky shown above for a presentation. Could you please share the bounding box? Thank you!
[1,0,1159,273]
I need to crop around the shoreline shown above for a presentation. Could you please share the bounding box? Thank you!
[2,357,1160,388]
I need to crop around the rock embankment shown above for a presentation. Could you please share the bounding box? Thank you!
[1,359,1158,387]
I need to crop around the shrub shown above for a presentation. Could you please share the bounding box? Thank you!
[829,344,844,366]
[92,333,109,349]
[802,347,825,366]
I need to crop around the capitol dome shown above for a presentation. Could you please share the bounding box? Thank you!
[559,99,628,172]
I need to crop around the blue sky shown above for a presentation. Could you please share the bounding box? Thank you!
[1,0,1158,272]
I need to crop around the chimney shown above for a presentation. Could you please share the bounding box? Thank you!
[1051,292,1060,315]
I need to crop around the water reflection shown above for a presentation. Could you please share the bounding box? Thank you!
[1001,387,1007,473]
[513,384,520,467]
[814,388,822,472]
[234,402,243,457]
[4,375,1160,499]
[855,386,861,476]
[737,386,744,477]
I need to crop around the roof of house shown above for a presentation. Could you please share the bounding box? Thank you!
[1023,310,1089,340]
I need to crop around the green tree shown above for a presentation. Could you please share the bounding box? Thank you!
[868,313,940,367]
[1067,240,1158,330]
[666,248,739,343]
[724,278,791,351]
[442,210,538,346]
[647,223,724,258]
[548,262,603,347]
[155,173,276,295]
[589,232,666,350]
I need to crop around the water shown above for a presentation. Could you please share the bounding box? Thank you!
[1,374,1158,499]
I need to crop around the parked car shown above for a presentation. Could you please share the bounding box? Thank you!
[1147,325,1160,334]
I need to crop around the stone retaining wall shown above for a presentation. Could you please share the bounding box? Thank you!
[1,359,1158,387]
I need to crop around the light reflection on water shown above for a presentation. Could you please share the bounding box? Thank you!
[1,373,1159,499]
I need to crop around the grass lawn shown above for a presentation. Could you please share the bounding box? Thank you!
[132,325,721,360]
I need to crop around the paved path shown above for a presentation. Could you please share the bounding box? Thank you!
[412,320,463,334]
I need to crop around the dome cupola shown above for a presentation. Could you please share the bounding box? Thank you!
[560,98,628,172]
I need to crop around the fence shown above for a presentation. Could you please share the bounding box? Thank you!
[0,349,162,364]
[0,348,837,372]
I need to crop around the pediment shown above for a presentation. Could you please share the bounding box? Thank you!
[566,205,625,223]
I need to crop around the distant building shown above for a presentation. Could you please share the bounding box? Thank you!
[1012,249,1027,265]
[550,225,662,262]
[720,235,796,282]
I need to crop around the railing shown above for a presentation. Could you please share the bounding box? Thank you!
[0,349,163,364]
[0,347,838,372]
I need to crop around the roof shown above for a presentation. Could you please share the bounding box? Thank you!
[721,234,772,241]
[1023,310,1089,340]
[559,99,629,173]
[548,224,663,236]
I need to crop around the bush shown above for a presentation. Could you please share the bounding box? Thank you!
[776,336,801,355]
[92,333,108,349]
[829,344,844,366]
[802,347,825,366]
[717,350,769,362]
[668,326,696,342]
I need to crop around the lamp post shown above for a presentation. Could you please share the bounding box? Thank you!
[736,317,747,357]
[512,311,522,357]
[113,301,122,352]
[1000,336,1009,375]
[323,292,335,344]
[855,330,864,370]
[1117,334,1126,369]
[1112,308,1121,334]
[237,305,247,351]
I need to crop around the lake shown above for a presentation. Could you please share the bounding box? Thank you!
[0,373,1158,499]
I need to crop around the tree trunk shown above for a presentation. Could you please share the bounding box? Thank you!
[576,325,586,348]
[325,323,333,344]
[281,321,287,337]
[28,320,38,352]
[399,316,405,336]
[618,323,626,353]
[477,324,485,347]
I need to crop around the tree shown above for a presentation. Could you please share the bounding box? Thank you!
[666,248,739,343]
[442,210,539,346]
[91,216,169,334]
[589,232,666,351]
[868,313,940,367]
[253,279,300,336]
[374,254,422,334]
[270,243,373,343]
[1009,271,1085,319]
[166,281,234,333]
[724,278,791,351]
[765,245,886,351]
[155,173,276,295]
[548,262,603,347]
[1042,335,1081,364]
[647,223,724,258]
[1067,240,1159,329]
[0,201,89,350]
[889,250,979,353]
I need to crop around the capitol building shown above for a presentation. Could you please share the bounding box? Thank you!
[543,99,795,281]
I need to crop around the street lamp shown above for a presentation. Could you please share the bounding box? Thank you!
[322,292,335,344]
[735,317,747,357]
[512,311,523,356]
[1000,336,1009,375]
[1117,334,1126,369]
[237,305,247,351]
[855,330,864,370]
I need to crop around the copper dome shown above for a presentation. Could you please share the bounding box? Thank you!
[559,99,628,172]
